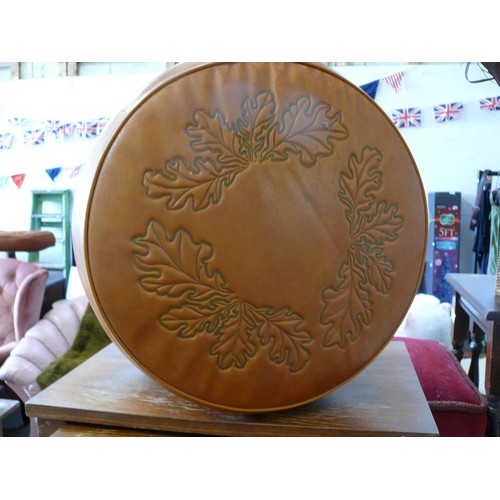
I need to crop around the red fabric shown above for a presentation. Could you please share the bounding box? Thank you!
[392,337,487,437]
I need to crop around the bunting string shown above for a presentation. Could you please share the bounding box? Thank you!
[355,70,500,129]
[356,69,500,129]
[0,112,108,190]
[2,68,500,191]
[388,95,500,129]
[0,116,110,150]
[0,165,83,190]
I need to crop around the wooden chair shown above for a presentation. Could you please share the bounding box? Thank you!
[0,295,88,436]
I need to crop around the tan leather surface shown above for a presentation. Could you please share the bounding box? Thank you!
[73,62,427,412]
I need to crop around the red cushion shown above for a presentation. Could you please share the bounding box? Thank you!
[392,337,487,437]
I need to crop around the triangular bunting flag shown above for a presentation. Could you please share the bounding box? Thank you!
[434,102,464,123]
[360,80,379,100]
[384,71,405,93]
[69,165,82,177]
[11,174,26,189]
[0,176,10,188]
[46,167,62,181]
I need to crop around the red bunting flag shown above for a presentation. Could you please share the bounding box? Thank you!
[11,174,25,189]
[384,71,405,93]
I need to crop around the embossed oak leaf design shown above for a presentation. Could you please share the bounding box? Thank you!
[133,220,312,372]
[142,91,349,211]
[320,147,403,349]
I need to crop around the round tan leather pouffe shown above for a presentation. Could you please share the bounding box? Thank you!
[73,62,427,412]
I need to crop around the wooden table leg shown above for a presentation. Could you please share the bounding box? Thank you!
[469,322,485,388]
[485,321,500,436]
[452,292,469,362]
[486,397,500,436]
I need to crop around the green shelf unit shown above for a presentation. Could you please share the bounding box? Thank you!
[29,190,72,280]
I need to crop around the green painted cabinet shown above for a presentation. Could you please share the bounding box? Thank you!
[29,190,72,279]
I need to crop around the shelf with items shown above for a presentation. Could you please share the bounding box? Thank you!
[29,190,72,281]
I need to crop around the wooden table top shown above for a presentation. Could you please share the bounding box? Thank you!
[26,341,438,437]
[445,273,500,322]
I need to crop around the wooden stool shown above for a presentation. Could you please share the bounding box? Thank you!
[0,230,55,258]
[0,398,20,437]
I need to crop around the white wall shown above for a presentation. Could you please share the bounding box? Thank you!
[2,63,499,272]
[335,63,500,273]
[0,72,159,258]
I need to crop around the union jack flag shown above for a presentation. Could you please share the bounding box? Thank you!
[434,102,463,123]
[0,132,14,150]
[96,117,110,136]
[391,108,422,128]
[480,96,500,111]
[55,123,75,139]
[44,119,61,134]
[8,117,28,127]
[22,129,45,146]
[76,121,98,139]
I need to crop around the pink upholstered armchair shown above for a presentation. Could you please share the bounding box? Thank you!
[0,258,49,367]
[0,295,88,436]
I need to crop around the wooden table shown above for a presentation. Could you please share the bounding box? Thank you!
[445,273,500,436]
[26,341,438,437]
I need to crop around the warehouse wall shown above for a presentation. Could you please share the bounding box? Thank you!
[334,63,500,274]
[1,62,499,273]
[0,62,175,80]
